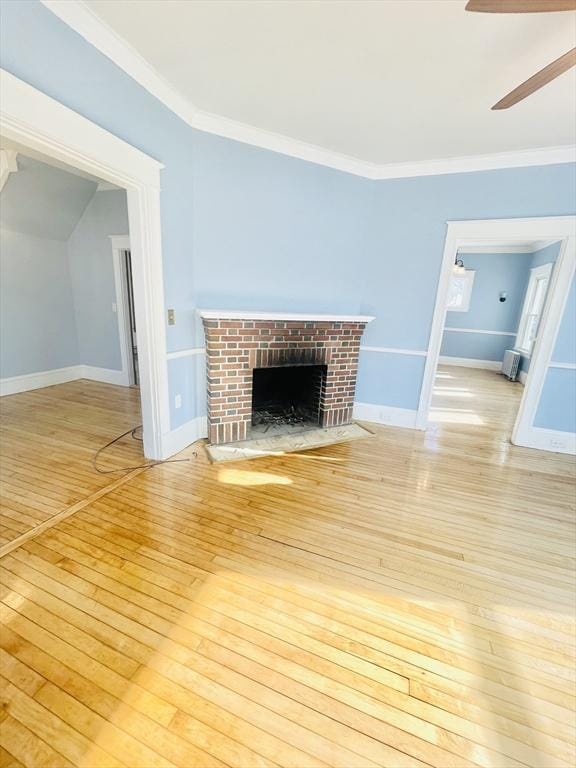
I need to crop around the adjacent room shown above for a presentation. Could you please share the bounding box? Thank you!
[430,239,563,441]
[0,2,575,768]
[0,148,144,545]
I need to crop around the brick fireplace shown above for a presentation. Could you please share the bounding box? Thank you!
[200,311,374,445]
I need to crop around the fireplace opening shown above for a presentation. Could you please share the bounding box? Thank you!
[251,364,326,436]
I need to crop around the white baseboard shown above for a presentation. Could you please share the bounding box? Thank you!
[518,370,528,386]
[513,426,576,455]
[439,356,502,371]
[0,365,82,396]
[79,365,129,387]
[1,364,129,396]
[161,415,207,459]
[353,402,421,430]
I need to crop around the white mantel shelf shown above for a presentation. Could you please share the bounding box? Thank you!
[198,310,375,323]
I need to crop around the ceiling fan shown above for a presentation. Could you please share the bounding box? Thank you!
[465,0,576,109]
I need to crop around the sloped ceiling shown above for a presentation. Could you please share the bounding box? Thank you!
[0,155,97,241]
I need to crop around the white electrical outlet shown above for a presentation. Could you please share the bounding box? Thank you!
[174,394,182,409]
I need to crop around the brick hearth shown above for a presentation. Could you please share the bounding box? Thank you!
[200,311,374,445]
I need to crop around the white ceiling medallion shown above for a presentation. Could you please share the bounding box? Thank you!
[42,0,576,180]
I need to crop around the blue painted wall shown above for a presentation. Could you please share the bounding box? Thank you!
[362,173,574,427]
[0,229,79,377]
[535,367,576,433]
[440,251,531,362]
[0,169,127,379]
[68,190,128,371]
[2,1,574,436]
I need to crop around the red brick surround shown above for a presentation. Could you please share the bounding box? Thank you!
[202,315,371,444]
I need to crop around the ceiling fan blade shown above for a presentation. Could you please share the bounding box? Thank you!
[492,47,576,108]
[466,1,576,11]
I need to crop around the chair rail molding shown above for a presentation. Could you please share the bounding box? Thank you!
[443,328,516,336]
[0,69,170,459]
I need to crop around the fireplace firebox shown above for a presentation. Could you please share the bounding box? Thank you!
[252,364,326,435]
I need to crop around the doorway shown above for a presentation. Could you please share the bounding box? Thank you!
[1,70,169,459]
[417,217,575,453]
[429,240,561,436]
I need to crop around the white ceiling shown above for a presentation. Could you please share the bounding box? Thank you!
[82,0,576,166]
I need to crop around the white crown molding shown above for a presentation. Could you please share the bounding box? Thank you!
[41,0,576,181]
[40,0,376,179]
[371,145,576,180]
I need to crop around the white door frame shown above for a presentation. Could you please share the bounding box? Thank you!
[0,69,170,459]
[417,216,576,450]
[110,235,134,387]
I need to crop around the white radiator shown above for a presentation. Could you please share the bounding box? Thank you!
[501,349,521,381]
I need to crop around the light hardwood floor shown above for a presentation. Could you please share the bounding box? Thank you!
[0,367,575,768]
[0,380,144,546]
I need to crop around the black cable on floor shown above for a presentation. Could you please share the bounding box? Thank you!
[91,424,193,475]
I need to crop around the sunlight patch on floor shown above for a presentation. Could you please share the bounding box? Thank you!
[217,468,293,486]
[428,408,485,425]
[433,388,476,398]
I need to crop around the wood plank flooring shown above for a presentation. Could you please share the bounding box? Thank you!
[0,367,575,767]
[0,380,143,546]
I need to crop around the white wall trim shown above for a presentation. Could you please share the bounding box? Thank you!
[0,69,170,459]
[0,366,82,397]
[518,370,528,386]
[79,365,129,387]
[458,241,557,254]
[418,216,576,452]
[166,347,206,360]
[439,356,502,371]
[162,416,208,457]
[40,0,375,180]
[514,427,576,456]
[353,403,421,430]
[40,1,576,181]
[0,364,129,396]
[443,327,516,336]
[371,146,576,181]
[360,346,427,356]
[549,361,576,370]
